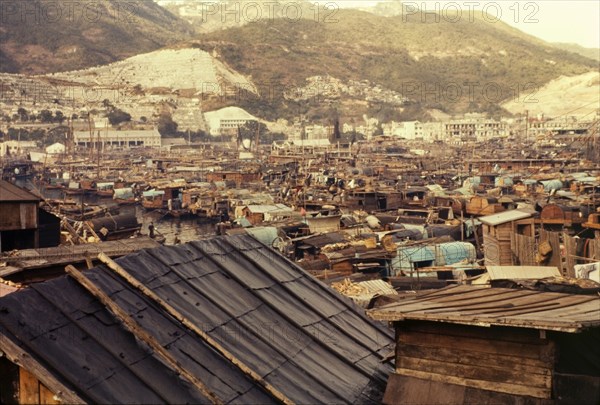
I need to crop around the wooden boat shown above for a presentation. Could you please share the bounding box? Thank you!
[87,213,141,241]
[141,189,165,210]
[95,182,115,197]
[141,184,186,211]
[59,204,119,221]
[113,187,137,205]
[63,181,85,195]
[43,178,67,190]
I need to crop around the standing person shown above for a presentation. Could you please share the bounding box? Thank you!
[148,222,155,239]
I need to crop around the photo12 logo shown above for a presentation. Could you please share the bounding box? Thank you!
[0,0,139,24]
[399,81,539,104]
[197,1,339,23]
[402,1,540,23]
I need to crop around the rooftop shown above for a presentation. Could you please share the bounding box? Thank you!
[0,235,393,403]
[0,180,40,202]
[368,285,600,333]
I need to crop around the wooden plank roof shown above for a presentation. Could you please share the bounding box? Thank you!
[0,234,393,404]
[367,285,600,333]
[0,180,40,202]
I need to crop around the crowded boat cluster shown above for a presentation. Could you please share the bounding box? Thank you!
[1,131,599,405]
[2,133,599,288]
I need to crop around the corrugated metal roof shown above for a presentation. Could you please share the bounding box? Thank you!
[0,235,393,404]
[486,266,561,280]
[478,209,532,226]
[0,180,40,202]
[368,285,600,333]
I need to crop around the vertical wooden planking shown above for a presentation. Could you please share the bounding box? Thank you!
[39,383,60,405]
[19,368,40,404]
[540,229,562,272]
[562,232,577,277]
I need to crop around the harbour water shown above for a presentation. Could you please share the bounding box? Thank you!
[27,181,218,245]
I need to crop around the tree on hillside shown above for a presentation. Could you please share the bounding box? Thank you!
[158,113,178,137]
[17,108,28,122]
[107,108,132,126]
[39,110,53,123]
[54,110,65,124]
[238,121,268,146]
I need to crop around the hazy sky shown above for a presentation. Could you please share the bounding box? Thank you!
[338,0,600,48]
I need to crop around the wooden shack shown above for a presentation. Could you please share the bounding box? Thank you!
[242,204,293,225]
[432,196,465,216]
[584,213,600,231]
[345,191,383,211]
[0,180,40,252]
[540,203,588,226]
[368,285,600,405]
[466,195,505,216]
[205,171,260,187]
[479,210,534,266]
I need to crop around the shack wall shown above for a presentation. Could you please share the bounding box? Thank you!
[386,320,555,404]
[482,223,514,265]
[0,203,37,231]
[0,358,59,405]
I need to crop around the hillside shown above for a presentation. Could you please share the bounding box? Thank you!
[0,47,258,131]
[192,9,597,120]
[502,71,600,118]
[552,43,600,62]
[0,0,195,74]
[48,48,257,93]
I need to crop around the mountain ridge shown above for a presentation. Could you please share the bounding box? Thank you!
[190,9,596,119]
[0,0,195,74]
[1,2,597,121]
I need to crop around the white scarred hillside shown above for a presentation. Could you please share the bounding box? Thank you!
[502,71,599,118]
[46,48,257,94]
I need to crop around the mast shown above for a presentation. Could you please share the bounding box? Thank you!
[255,121,260,154]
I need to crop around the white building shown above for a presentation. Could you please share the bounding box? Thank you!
[0,140,37,156]
[422,122,443,141]
[73,128,161,148]
[384,121,424,140]
[443,118,506,142]
[45,142,66,154]
[94,118,109,129]
[204,107,258,137]
[342,117,378,139]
